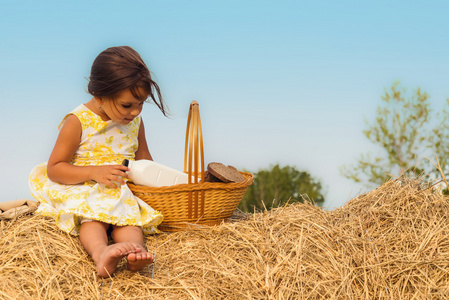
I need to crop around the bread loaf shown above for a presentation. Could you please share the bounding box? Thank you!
[206,162,245,183]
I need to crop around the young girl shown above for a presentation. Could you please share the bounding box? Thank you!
[29,46,168,278]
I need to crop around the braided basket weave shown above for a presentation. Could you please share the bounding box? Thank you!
[127,101,253,231]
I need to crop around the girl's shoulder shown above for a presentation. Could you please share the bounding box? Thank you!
[58,104,98,131]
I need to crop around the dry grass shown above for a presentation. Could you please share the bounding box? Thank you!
[2,176,449,299]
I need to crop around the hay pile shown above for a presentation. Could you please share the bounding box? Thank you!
[2,177,449,299]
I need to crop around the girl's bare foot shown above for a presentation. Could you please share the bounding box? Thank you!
[127,251,154,272]
[95,242,142,278]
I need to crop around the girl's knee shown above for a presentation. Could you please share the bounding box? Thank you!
[111,225,144,240]
[112,225,143,232]
[80,219,110,231]
[110,225,145,246]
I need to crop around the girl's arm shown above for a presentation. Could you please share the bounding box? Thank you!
[134,119,153,161]
[47,114,129,188]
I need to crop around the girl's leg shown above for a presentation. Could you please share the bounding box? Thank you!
[79,221,141,278]
[111,225,154,271]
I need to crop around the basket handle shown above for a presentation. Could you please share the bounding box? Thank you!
[183,101,205,219]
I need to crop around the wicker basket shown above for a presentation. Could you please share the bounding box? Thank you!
[127,101,254,231]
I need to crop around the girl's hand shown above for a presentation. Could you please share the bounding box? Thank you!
[91,165,130,189]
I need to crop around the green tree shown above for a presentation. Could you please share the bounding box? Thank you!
[429,100,449,178]
[239,164,325,212]
[341,82,449,188]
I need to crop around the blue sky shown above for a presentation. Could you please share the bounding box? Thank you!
[1,0,448,209]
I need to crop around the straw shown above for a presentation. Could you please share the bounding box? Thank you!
[2,175,449,299]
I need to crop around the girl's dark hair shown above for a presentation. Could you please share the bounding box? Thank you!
[88,46,168,116]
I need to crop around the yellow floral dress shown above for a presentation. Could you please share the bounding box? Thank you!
[29,104,163,236]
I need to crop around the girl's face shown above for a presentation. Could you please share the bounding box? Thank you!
[98,88,147,125]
